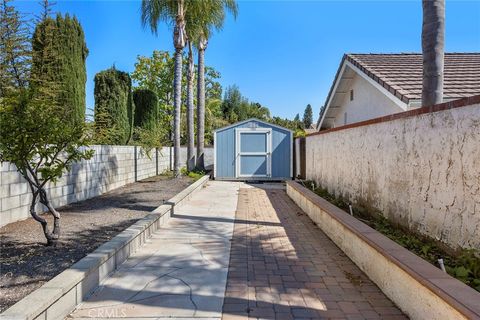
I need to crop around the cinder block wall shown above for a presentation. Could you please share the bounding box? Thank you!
[0,145,214,227]
[305,98,480,250]
[0,146,169,226]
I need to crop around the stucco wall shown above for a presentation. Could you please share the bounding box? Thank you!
[306,101,480,250]
[0,146,214,227]
[331,73,405,127]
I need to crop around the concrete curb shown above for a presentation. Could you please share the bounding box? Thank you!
[1,175,210,320]
[286,181,480,320]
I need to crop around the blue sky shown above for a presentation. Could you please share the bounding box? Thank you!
[15,0,480,119]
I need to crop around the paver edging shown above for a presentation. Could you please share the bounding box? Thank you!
[286,180,480,320]
[0,175,210,320]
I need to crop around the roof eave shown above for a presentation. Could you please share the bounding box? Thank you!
[317,54,411,130]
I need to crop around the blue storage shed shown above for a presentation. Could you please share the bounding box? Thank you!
[214,118,293,180]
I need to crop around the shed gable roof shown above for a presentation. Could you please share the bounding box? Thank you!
[214,118,293,133]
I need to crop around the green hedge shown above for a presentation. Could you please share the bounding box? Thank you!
[133,89,158,130]
[94,67,133,144]
[31,13,88,125]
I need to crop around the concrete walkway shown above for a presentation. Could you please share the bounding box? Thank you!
[68,181,405,320]
[69,181,241,320]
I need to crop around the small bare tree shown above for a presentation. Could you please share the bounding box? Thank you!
[0,91,93,245]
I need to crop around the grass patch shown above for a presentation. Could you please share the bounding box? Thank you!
[302,180,480,292]
[180,167,206,181]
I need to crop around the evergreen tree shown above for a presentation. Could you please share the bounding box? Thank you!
[31,13,88,125]
[0,0,31,96]
[293,113,303,129]
[94,67,133,145]
[303,104,313,128]
[36,0,55,23]
[133,88,158,131]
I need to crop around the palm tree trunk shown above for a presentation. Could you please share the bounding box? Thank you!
[196,40,206,170]
[186,41,195,171]
[173,47,183,176]
[422,0,445,107]
[172,1,186,177]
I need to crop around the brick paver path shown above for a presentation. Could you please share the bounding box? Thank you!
[222,186,407,320]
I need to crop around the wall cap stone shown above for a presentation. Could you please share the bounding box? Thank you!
[308,95,480,137]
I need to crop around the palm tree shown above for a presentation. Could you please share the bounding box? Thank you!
[184,5,205,171]
[141,0,187,177]
[185,40,195,171]
[195,0,238,170]
[422,0,445,107]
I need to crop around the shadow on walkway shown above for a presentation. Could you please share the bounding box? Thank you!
[220,186,407,319]
[171,213,283,227]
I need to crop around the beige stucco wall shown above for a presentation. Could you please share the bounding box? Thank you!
[328,72,405,128]
[306,102,480,249]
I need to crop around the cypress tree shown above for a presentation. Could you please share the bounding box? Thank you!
[31,13,88,125]
[133,88,158,131]
[303,104,313,129]
[94,67,133,145]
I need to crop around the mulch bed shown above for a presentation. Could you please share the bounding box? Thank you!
[0,175,193,312]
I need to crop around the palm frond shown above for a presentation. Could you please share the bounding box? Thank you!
[141,0,177,34]
[184,0,238,46]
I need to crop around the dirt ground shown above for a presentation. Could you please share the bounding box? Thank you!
[0,174,193,312]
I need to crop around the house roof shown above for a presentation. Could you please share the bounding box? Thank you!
[347,53,480,102]
[317,53,480,129]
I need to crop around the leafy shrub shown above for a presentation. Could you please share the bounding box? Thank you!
[180,167,205,181]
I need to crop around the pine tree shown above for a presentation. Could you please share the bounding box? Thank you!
[31,13,88,125]
[94,67,133,145]
[293,113,303,129]
[0,0,31,96]
[303,104,313,129]
[36,0,56,23]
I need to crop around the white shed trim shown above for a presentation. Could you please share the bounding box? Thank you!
[214,118,294,133]
[213,130,217,179]
[235,128,272,178]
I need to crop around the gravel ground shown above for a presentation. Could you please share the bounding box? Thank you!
[0,174,193,312]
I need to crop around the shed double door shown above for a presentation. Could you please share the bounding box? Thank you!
[235,128,272,178]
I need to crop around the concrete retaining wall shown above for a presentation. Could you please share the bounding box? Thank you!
[0,146,214,227]
[286,181,480,320]
[305,96,480,250]
[0,176,210,320]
